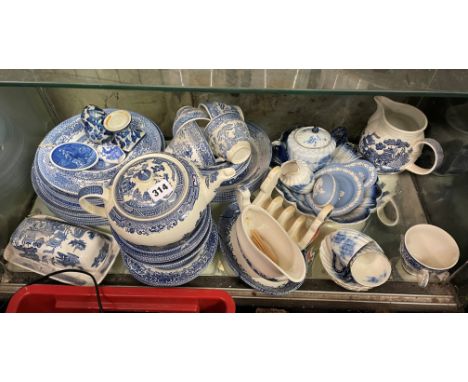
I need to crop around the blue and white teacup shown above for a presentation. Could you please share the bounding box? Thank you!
[279,160,315,194]
[329,229,390,287]
[173,106,211,136]
[104,110,145,152]
[400,224,459,287]
[205,112,251,164]
[199,101,244,121]
[166,121,216,168]
[81,104,112,144]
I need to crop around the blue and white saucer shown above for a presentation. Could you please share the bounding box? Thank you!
[35,109,164,196]
[121,221,218,287]
[50,142,99,171]
[218,204,303,295]
[213,122,271,203]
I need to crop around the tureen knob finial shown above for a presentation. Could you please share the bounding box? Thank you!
[312,126,319,133]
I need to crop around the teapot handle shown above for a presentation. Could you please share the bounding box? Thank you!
[78,185,109,219]
[406,138,444,175]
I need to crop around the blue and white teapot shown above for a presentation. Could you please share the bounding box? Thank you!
[79,153,235,246]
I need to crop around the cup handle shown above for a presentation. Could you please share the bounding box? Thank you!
[435,271,451,283]
[377,196,400,227]
[406,138,444,175]
[78,185,109,219]
[416,269,430,288]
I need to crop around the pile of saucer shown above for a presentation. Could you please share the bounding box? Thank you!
[114,208,218,286]
[166,102,272,203]
[319,229,391,291]
[31,106,164,226]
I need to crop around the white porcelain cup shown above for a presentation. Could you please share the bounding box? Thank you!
[400,224,460,287]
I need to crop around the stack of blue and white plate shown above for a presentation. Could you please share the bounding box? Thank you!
[114,208,218,286]
[31,109,164,226]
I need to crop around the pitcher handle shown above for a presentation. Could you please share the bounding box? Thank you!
[376,196,400,227]
[406,138,444,175]
[78,185,109,219]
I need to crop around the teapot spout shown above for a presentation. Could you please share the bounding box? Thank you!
[202,167,236,203]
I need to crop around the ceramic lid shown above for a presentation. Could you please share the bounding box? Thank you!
[293,126,332,149]
[113,153,199,220]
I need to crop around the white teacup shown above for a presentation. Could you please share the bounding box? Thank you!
[400,224,460,287]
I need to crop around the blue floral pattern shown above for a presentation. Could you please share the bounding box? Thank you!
[359,132,412,173]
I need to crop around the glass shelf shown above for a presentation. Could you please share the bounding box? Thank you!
[2,69,468,96]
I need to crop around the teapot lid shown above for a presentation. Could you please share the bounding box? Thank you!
[293,126,332,149]
[113,153,199,220]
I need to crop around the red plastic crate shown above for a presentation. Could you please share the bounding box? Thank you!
[6,285,236,313]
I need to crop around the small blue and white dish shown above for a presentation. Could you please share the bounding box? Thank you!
[50,143,98,171]
[173,106,210,135]
[5,215,119,285]
[97,143,126,164]
[81,104,112,144]
[218,204,303,295]
[121,221,218,287]
[166,120,216,168]
[311,165,365,217]
[110,208,212,264]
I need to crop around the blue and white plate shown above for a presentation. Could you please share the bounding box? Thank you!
[213,122,271,203]
[111,208,212,264]
[121,221,218,286]
[50,143,99,171]
[218,204,303,295]
[343,160,378,189]
[35,109,164,196]
[312,165,365,217]
[4,215,119,285]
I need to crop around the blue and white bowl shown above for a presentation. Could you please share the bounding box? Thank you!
[121,221,218,287]
[50,142,99,171]
[173,106,210,135]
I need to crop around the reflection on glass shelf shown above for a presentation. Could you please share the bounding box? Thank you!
[2,69,468,95]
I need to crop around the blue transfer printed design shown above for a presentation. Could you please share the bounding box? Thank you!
[55,252,80,267]
[92,242,109,268]
[359,132,413,173]
[111,209,210,264]
[172,106,210,135]
[81,104,112,144]
[113,122,146,153]
[68,239,87,251]
[50,143,98,171]
[200,102,243,120]
[208,118,250,158]
[121,222,218,287]
[35,108,164,197]
[112,156,199,221]
[167,121,216,169]
[98,143,125,164]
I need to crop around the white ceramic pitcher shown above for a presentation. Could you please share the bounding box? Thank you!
[359,96,443,175]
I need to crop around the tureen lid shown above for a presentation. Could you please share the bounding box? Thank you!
[293,126,332,149]
[113,153,199,220]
